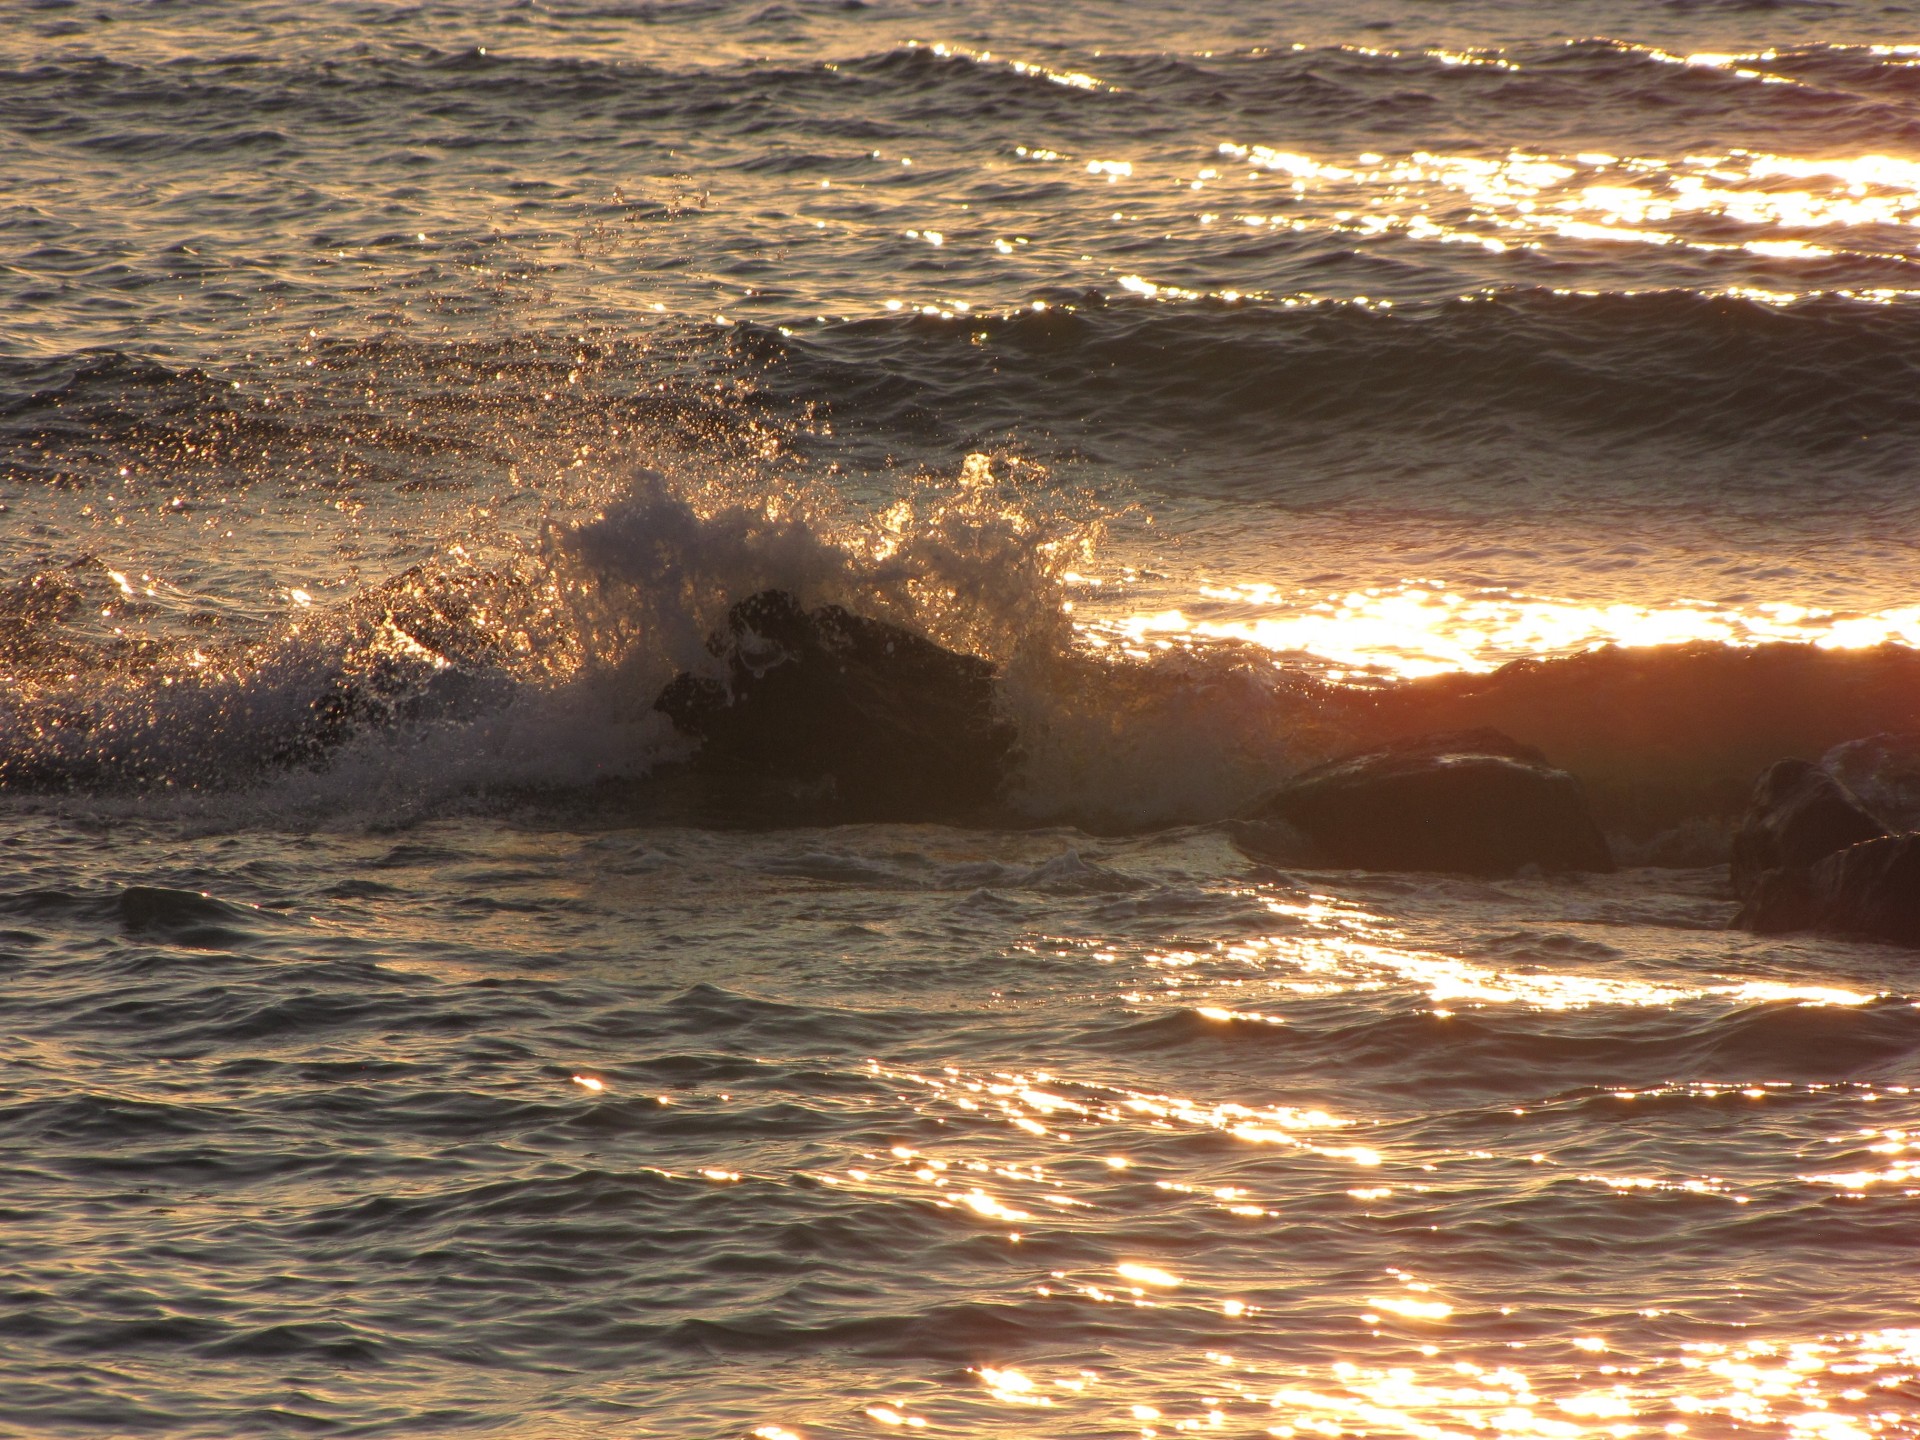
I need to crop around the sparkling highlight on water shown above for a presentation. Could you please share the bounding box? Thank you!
[7,1,1920,1437]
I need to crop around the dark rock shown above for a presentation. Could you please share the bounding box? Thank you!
[1732,864,1822,935]
[1237,728,1614,875]
[652,589,1016,821]
[1822,733,1920,830]
[1729,758,1887,905]
[1806,834,1920,947]
[1741,827,1920,946]
[1722,755,1920,944]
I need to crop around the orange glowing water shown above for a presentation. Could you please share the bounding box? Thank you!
[7,0,1920,1437]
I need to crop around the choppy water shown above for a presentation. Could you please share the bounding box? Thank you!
[4,1,1920,1436]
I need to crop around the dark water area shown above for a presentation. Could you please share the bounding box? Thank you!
[3,1,1920,1436]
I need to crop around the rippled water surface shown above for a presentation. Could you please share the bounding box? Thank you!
[4,0,1920,1436]
[10,819,1919,1439]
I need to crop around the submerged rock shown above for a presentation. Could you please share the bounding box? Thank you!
[1347,641,1920,841]
[1235,728,1614,875]
[653,589,1016,821]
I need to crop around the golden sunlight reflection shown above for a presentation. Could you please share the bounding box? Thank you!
[777,73,1920,320]
[1208,137,1920,291]
[976,1366,1051,1406]
[932,1326,1920,1439]
[1163,894,1882,1014]
[1800,1126,1919,1193]
[862,1403,929,1428]
[909,40,1107,91]
[762,889,1918,1440]
[797,1040,1918,1438]
[1367,1293,1455,1322]
[1076,579,1920,679]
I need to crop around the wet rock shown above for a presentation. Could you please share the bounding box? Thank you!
[1732,863,1822,936]
[1740,828,1920,946]
[1724,755,1920,945]
[1805,834,1920,948]
[1822,733,1920,830]
[1729,758,1886,906]
[653,589,1016,821]
[1236,728,1614,875]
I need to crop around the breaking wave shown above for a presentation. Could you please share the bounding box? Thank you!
[4,455,1918,849]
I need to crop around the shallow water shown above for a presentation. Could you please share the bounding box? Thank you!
[4,1,1920,1436]
[7,816,1918,1437]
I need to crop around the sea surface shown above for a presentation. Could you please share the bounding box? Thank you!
[4,1,1920,1436]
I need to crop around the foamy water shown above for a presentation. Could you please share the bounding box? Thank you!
[3,1,1920,1436]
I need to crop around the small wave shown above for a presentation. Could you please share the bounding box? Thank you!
[1092,1007,1295,1052]
[1695,994,1920,1074]
[667,1299,1063,1360]
[653,981,921,1048]
[117,885,270,948]
[1084,985,1919,1099]
[295,1165,688,1242]
[745,289,1920,466]
[748,850,915,885]
[936,850,1143,894]
[1355,640,1920,839]
[198,1321,384,1365]
[0,1091,223,1146]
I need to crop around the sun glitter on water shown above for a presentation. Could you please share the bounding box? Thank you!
[1079,580,1920,679]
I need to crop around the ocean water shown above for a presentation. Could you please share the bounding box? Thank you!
[4,1,1920,1436]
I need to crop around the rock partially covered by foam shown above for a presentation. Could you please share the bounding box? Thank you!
[1730,758,1888,905]
[1235,728,1614,875]
[653,589,1016,821]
